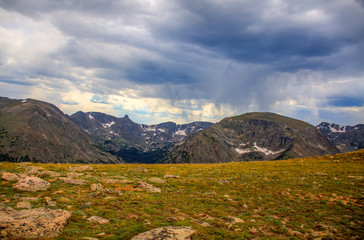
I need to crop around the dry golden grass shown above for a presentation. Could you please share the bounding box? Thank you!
[0,150,363,239]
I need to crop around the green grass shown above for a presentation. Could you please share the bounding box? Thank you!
[0,150,363,239]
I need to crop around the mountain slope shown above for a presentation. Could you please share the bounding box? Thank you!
[69,111,212,163]
[317,122,364,153]
[163,112,339,163]
[0,97,121,163]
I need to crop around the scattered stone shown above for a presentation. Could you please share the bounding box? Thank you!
[15,202,32,209]
[65,172,84,178]
[97,232,106,236]
[137,180,161,193]
[53,190,65,195]
[135,166,149,172]
[164,174,180,179]
[100,178,133,184]
[130,226,195,240]
[2,172,25,181]
[0,207,72,238]
[20,197,39,202]
[82,202,93,207]
[88,216,110,224]
[287,229,303,237]
[44,197,57,207]
[227,216,244,229]
[83,238,99,240]
[149,177,166,184]
[24,166,45,175]
[249,227,258,234]
[13,176,50,192]
[218,179,229,184]
[68,165,94,172]
[348,176,364,180]
[60,177,87,185]
[193,219,211,227]
[38,171,61,178]
[315,172,328,176]
[91,183,104,191]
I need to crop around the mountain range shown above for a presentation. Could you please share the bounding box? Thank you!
[0,97,362,164]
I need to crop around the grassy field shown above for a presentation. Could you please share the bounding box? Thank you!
[1,150,363,239]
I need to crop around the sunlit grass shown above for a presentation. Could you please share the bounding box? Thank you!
[0,150,363,239]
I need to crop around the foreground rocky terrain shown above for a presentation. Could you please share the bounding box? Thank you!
[0,150,363,239]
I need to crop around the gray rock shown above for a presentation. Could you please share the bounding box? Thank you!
[88,216,110,224]
[13,176,50,192]
[137,180,161,193]
[131,226,195,240]
[0,207,72,238]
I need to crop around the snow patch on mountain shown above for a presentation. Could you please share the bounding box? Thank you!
[174,129,187,136]
[88,114,94,120]
[235,142,284,156]
[102,121,115,128]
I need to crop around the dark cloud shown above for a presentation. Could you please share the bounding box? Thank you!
[0,0,363,124]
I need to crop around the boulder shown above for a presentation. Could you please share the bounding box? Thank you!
[91,183,104,191]
[164,175,180,179]
[131,226,195,240]
[0,207,72,238]
[60,177,87,185]
[13,176,50,192]
[88,216,110,224]
[2,172,24,181]
[137,180,161,193]
[15,202,32,209]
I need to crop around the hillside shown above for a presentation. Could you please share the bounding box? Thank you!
[69,111,212,163]
[0,150,363,239]
[164,112,339,163]
[317,122,364,153]
[0,97,121,164]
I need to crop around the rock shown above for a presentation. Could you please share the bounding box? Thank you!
[13,176,50,192]
[24,166,45,175]
[135,166,148,172]
[20,197,39,202]
[88,216,110,224]
[91,183,104,191]
[315,172,329,176]
[15,202,32,209]
[249,227,258,234]
[227,216,244,229]
[38,171,61,178]
[60,177,87,185]
[164,174,180,179]
[68,165,94,172]
[2,172,23,181]
[149,177,166,184]
[131,226,195,240]
[44,197,57,207]
[0,207,72,238]
[137,180,161,193]
[101,178,134,184]
[65,172,84,178]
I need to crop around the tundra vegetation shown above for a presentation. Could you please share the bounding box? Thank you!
[0,150,363,239]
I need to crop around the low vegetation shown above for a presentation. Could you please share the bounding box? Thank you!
[1,150,363,239]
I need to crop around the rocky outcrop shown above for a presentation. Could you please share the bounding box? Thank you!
[13,176,50,192]
[137,180,162,193]
[131,226,195,240]
[164,112,339,163]
[0,207,72,238]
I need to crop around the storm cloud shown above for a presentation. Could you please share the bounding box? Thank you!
[0,0,363,125]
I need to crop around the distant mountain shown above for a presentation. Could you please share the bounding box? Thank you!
[317,122,364,153]
[69,111,212,163]
[163,112,339,163]
[0,97,121,164]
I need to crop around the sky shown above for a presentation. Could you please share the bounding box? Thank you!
[0,0,363,125]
